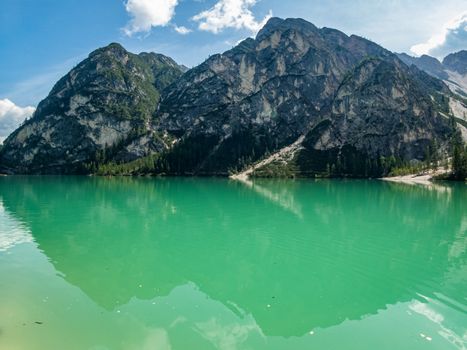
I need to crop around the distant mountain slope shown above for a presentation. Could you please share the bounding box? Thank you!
[0,18,461,177]
[443,51,467,75]
[396,53,448,80]
[397,50,467,97]
[396,50,467,146]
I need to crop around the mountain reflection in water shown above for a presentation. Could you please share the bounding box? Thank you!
[0,177,465,350]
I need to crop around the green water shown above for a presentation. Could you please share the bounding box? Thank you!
[0,177,465,350]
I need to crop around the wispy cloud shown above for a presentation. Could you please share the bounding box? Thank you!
[123,0,179,36]
[192,0,272,34]
[3,55,83,107]
[174,25,192,35]
[0,99,35,143]
[410,11,467,58]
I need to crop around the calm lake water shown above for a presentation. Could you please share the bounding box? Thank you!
[0,177,466,350]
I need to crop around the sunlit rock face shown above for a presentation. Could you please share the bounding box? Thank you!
[0,18,456,176]
[156,18,453,175]
[0,43,185,174]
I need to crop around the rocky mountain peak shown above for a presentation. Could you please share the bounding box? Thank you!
[443,50,467,75]
[419,54,442,65]
[139,52,180,69]
[396,53,448,80]
[0,18,460,176]
[396,50,467,96]
[154,18,454,176]
[0,43,186,174]
[256,17,319,41]
[89,42,128,59]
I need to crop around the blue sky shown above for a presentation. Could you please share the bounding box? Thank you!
[0,0,466,141]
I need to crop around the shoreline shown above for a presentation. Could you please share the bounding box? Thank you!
[381,174,435,186]
[1,170,464,185]
[381,168,452,186]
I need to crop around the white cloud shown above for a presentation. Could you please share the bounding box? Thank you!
[174,25,192,35]
[192,0,272,34]
[0,99,35,144]
[410,11,467,57]
[123,0,178,36]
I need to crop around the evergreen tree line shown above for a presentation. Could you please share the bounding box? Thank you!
[79,118,467,180]
[83,126,149,174]
[450,124,467,181]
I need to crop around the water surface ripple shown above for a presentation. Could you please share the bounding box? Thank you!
[0,177,465,350]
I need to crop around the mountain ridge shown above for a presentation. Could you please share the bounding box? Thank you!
[1,18,465,177]
[397,50,467,97]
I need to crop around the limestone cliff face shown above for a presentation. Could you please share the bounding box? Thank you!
[292,58,453,176]
[396,51,467,141]
[0,18,458,176]
[154,18,453,175]
[0,43,185,174]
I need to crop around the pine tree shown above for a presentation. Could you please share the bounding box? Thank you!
[451,133,467,180]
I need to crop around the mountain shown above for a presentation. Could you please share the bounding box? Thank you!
[396,53,448,80]
[443,50,467,75]
[0,18,463,177]
[0,43,185,174]
[397,50,467,98]
[396,51,467,159]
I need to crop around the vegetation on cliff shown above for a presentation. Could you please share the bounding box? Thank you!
[1,19,466,180]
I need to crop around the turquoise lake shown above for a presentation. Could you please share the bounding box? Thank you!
[0,177,466,349]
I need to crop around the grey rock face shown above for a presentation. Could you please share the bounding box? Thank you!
[396,53,448,80]
[0,43,185,174]
[443,51,467,75]
[397,51,467,97]
[0,18,458,176]
[294,58,452,175]
[155,18,453,175]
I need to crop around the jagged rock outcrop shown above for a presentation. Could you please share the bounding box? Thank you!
[154,18,453,176]
[397,50,467,97]
[293,58,452,176]
[443,51,467,75]
[397,51,467,141]
[0,18,460,176]
[0,43,185,174]
[396,53,448,80]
